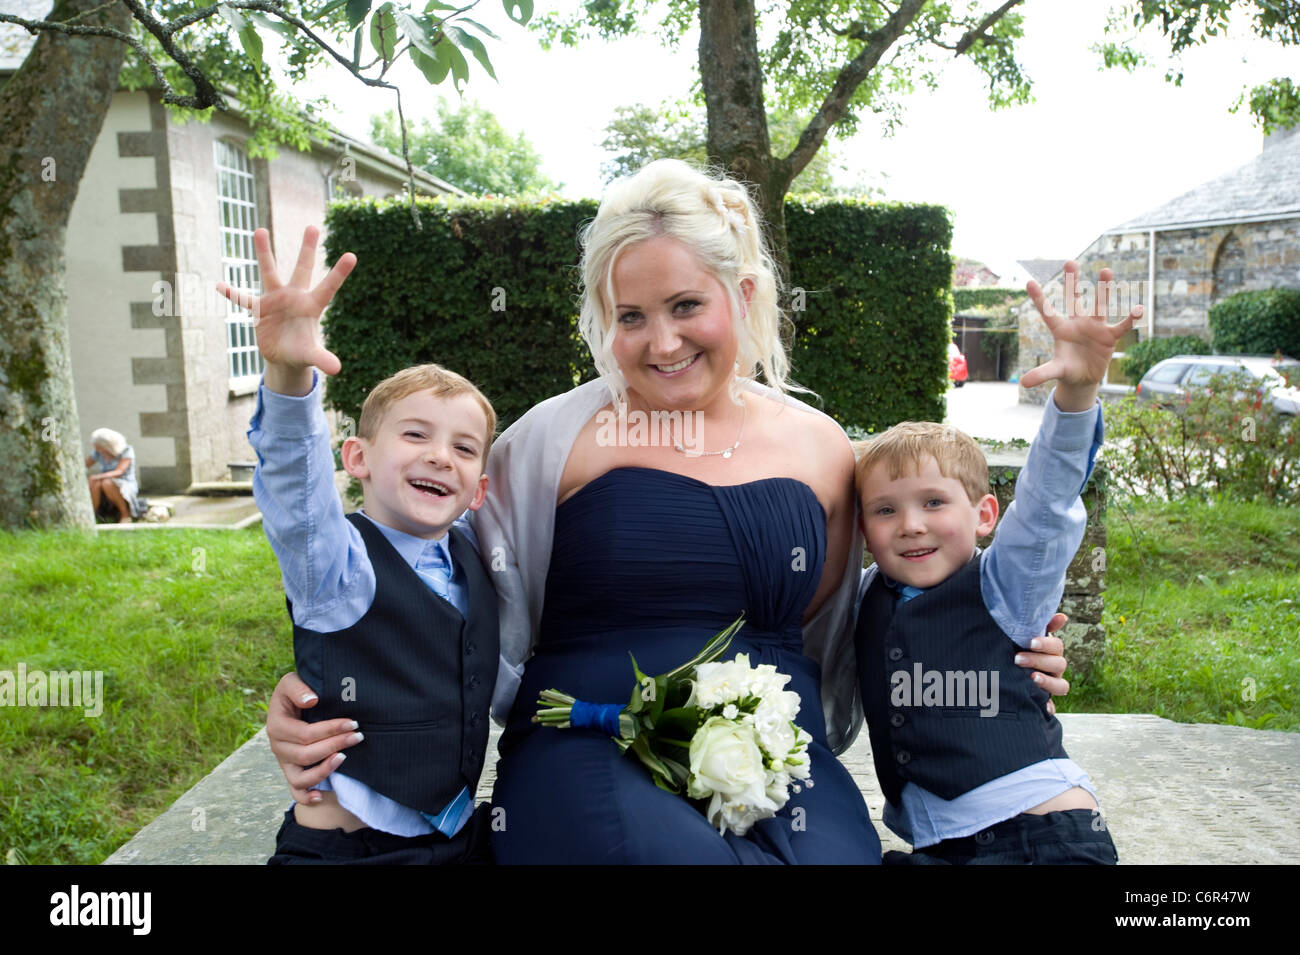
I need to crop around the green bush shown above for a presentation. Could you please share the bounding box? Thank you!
[1210,288,1300,358]
[785,198,951,431]
[952,287,1025,311]
[1119,334,1211,382]
[323,194,953,435]
[1101,375,1300,505]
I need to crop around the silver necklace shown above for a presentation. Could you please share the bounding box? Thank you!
[674,400,747,459]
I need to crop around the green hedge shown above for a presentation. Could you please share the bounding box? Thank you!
[1120,334,1212,382]
[785,197,951,432]
[953,287,1025,311]
[1210,288,1300,358]
[322,195,951,434]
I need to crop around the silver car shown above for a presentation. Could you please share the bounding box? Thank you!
[1136,354,1300,415]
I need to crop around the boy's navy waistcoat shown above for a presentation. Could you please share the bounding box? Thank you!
[855,555,1066,805]
[289,513,499,815]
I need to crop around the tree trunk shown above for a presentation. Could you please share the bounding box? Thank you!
[0,0,131,529]
[697,0,796,280]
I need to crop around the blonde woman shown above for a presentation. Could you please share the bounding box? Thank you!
[259,161,1070,863]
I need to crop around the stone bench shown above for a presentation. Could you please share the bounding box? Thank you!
[103,714,1300,864]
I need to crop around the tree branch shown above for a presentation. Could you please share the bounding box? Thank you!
[953,0,1022,56]
[0,11,179,102]
[785,0,927,177]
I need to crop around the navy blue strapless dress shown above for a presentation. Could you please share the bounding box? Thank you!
[491,467,882,864]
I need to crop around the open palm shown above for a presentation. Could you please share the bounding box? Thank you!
[216,226,356,375]
[1022,261,1142,390]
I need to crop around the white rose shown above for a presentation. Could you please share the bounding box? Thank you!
[692,655,753,708]
[706,780,779,836]
[744,663,791,700]
[687,716,766,801]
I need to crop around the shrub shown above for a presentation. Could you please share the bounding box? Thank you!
[1101,372,1300,505]
[1119,335,1212,382]
[1210,288,1300,358]
[323,194,953,435]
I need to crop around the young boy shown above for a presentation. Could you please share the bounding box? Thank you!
[853,263,1137,864]
[229,227,499,864]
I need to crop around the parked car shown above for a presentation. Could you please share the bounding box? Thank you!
[948,342,968,387]
[1135,354,1300,415]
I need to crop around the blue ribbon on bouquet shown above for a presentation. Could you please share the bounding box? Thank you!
[569,699,624,736]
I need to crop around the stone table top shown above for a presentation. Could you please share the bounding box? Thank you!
[103,714,1299,865]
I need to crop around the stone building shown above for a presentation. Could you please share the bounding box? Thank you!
[1018,126,1300,404]
[1,71,459,491]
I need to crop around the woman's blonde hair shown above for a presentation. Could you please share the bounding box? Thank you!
[578,159,795,406]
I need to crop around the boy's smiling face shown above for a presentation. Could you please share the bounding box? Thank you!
[858,454,998,590]
[342,390,489,539]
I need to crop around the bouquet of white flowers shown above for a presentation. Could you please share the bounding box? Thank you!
[533,616,813,836]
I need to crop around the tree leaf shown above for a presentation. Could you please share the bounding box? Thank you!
[239,25,264,75]
[369,2,399,64]
[248,11,295,40]
[443,38,470,92]
[446,24,497,81]
[457,17,501,41]
[411,44,452,85]
[425,0,459,10]
[502,0,532,26]
[345,0,372,30]
[394,9,438,58]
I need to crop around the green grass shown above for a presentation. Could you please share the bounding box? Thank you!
[2,497,1295,864]
[0,528,290,864]
[1058,496,1300,732]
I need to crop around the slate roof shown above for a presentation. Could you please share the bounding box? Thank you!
[1109,127,1300,231]
[1017,259,1068,285]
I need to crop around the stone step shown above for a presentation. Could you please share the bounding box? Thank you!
[103,714,1300,865]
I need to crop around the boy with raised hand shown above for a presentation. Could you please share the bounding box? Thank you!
[221,226,499,864]
[853,262,1138,864]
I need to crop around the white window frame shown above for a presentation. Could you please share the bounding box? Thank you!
[216,140,264,391]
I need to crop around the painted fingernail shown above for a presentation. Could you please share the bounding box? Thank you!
[347,720,359,731]
[1014,654,1026,666]
[1029,638,1042,650]
[1032,673,1044,684]
[348,732,364,745]
[332,753,347,766]
[300,692,318,705]
[309,792,322,803]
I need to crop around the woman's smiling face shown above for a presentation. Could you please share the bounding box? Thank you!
[608,235,748,412]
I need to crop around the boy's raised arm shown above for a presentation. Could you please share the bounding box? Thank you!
[226,227,371,631]
[982,261,1140,647]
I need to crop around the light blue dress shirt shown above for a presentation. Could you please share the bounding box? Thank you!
[863,390,1105,847]
[247,372,475,838]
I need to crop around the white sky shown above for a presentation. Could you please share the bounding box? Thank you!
[4,0,1295,280]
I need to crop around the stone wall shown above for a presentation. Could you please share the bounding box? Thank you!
[1017,217,1300,405]
[66,90,440,491]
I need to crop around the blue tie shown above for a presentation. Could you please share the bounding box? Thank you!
[415,540,451,602]
[412,538,472,837]
[897,584,926,602]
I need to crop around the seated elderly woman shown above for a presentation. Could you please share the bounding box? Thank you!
[86,428,141,523]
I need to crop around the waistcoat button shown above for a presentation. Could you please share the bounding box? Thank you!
[975,829,996,846]
[896,750,911,765]
[468,674,479,689]
[890,713,905,728]
[888,647,903,662]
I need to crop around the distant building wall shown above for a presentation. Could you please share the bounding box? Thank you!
[1017,217,1300,404]
[66,91,178,488]
[65,89,442,488]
